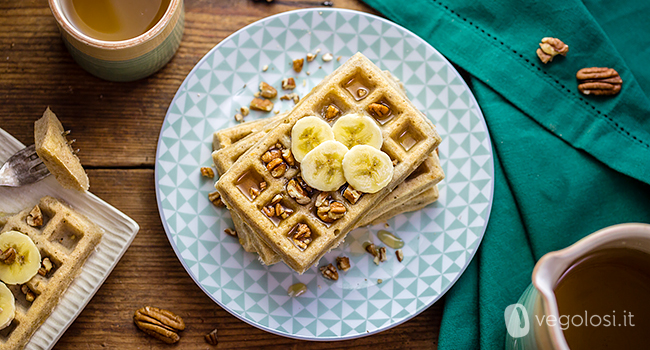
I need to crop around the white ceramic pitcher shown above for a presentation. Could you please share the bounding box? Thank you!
[505,223,650,350]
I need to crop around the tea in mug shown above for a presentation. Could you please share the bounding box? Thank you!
[554,248,650,350]
[61,0,171,41]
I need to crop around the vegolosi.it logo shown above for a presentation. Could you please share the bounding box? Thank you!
[504,303,530,338]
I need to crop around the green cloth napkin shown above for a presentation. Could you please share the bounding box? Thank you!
[361,0,650,348]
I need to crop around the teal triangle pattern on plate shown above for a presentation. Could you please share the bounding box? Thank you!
[155,8,494,340]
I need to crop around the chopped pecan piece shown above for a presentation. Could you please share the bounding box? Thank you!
[205,328,218,345]
[262,206,275,217]
[287,178,311,205]
[250,97,274,112]
[134,306,186,344]
[315,192,330,207]
[267,158,287,177]
[240,106,250,116]
[536,37,569,64]
[261,148,282,163]
[280,207,293,219]
[292,223,312,250]
[293,58,304,73]
[21,284,36,302]
[262,64,269,72]
[270,194,283,205]
[275,203,285,217]
[282,77,296,90]
[396,249,404,262]
[307,52,317,62]
[317,200,346,223]
[0,247,17,264]
[576,67,622,96]
[38,257,54,276]
[249,187,260,200]
[365,243,378,257]
[200,167,215,178]
[259,81,277,99]
[320,263,339,280]
[266,157,283,171]
[378,247,387,262]
[208,191,225,207]
[224,228,237,237]
[234,113,244,122]
[26,205,43,227]
[343,186,362,204]
[336,256,351,272]
[259,181,267,192]
[357,88,368,98]
[322,53,333,62]
[324,104,340,121]
[368,103,390,119]
[280,93,300,104]
[328,202,346,220]
[281,148,295,166]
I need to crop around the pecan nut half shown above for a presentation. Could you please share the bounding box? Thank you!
[576,67,622,96]
[205,328,218,345]
[134,306,186,344]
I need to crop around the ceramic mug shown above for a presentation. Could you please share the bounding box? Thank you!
[505,223,650,350]
[48,0,184,82]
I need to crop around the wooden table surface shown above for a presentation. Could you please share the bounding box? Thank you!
[0,1,443,348]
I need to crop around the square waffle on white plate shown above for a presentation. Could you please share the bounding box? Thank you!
[0,128,139,350]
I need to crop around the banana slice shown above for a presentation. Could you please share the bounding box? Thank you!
[0,231,41,285]
[301,140,349,191]
[342,145,394,193]
[0,282,15,330]
[291,116,335,162]
[332,113,383,150]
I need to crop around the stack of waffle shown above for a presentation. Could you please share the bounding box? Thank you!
[214,53,443,274]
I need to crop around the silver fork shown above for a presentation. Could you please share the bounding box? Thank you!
[0,145,50,187]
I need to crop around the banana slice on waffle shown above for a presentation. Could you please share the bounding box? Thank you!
[343,145,394,193]
[301,140,349,191]
[0,231,42,285]
[0,282,15,330]
[332,113,382,150]
[291,116,334,162]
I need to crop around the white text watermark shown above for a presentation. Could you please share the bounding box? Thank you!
[505,304,635,338]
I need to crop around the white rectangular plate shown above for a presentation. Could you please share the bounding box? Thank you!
[0,128,140,350]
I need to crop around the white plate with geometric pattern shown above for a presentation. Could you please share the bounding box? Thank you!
[155,8,493,340]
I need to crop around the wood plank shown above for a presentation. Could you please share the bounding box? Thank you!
[51,168,441,349]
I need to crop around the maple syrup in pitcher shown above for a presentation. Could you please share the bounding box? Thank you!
[62,0,171,41]
[554,248,650,350]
